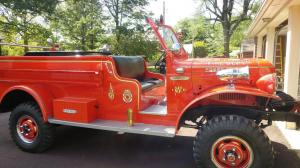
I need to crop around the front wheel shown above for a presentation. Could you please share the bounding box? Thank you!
[193,115,274,168]
[9,102,55,153]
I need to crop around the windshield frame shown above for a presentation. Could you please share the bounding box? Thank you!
[146,18,183,52]
[158,26,181,52]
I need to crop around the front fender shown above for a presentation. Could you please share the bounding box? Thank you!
[0,85,54,121]
[175,85,280,130]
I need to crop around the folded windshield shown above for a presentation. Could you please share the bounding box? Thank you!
[158,26,180,50]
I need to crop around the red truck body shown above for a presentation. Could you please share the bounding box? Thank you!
[1,18,299,168]
[0,51,278,129]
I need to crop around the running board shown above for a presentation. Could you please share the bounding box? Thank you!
[48,118,175,137]
[140,105,167,116]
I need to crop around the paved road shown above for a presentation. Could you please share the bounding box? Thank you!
[1,112,300,168]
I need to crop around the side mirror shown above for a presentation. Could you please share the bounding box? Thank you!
[171,43,181,53]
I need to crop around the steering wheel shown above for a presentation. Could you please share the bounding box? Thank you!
[155,52,166,74]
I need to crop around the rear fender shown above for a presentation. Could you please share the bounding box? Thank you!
[175,85,280,130]
[0,85,53,121]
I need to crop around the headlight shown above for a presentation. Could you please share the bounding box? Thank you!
[256,73,276,94]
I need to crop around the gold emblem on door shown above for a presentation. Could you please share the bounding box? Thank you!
[108,83,114,101]
[123,90,132,103]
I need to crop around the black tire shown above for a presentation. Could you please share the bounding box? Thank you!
[193,115,274,168]
[9,102,55,153]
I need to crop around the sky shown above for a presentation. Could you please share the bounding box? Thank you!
[148,0,199,26]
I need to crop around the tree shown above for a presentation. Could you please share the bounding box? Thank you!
[175,16,224,56]
[175,16,210,43]
[101,0,150,42]
[52,0,105,50]
[0,0,59,52]
[0,0,59,16]
[200,0,257,57]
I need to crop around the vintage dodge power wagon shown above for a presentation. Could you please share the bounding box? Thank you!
[0,18,299,168]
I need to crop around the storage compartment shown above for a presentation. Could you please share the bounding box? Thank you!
[53,97,98,123]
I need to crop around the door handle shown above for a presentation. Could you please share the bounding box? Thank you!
[176,67,185,74]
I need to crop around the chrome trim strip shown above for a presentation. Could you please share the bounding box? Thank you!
[48,118,175,137]
[170,76,190,81]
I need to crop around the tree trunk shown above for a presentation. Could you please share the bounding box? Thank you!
[23,35,29,53]
[81,25,86,51]
[223,26,231,57]
[90,36,95,50]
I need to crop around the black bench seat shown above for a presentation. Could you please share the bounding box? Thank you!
[112,56,163,92]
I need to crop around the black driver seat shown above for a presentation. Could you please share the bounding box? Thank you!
[112,56,163,91]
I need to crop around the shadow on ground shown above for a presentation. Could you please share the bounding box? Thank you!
[273,142,300,168]
[1,112,300,168]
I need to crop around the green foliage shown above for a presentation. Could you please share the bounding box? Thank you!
[102,0,151,43]
[101,0,156,60]
[102,0,150,29]
[175,16,224,56]
[0,0,164,62]
[175,12,257,57]
[0,0,59,53]
[230,20,251,50]
[205,23,224,57]
[193,41,208,58]
[147,66,159,73]
[175,16,210,43]
[51,0,105,51]
[106,32,159,61]
[199,0,258,57]
[0,0,59,16]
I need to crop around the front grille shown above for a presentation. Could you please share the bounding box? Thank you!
[218,93,246,100]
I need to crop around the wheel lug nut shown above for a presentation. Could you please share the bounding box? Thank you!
[232,148,236,152]
[238,155,241,159]
[223,150,226,153]
[223,157,226,161]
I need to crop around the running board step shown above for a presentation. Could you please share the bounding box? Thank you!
[140,105,167,116]
[48,118,175,137]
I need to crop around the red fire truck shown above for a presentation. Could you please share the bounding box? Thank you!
[0,18,299,168]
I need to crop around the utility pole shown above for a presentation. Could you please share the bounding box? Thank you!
[163,1,166,24]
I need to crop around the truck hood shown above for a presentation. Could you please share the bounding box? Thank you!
[189,58,273,68]
[188,58,276,94]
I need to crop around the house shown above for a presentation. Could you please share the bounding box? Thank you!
[247,0,300,99]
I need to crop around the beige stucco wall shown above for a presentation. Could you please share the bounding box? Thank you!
[256,36,263,58]
[284,5,300,98]
[265,27,275,63]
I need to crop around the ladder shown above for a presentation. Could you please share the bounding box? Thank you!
[275,36,284,90]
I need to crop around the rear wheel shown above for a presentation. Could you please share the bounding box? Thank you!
[9,102,55,153]
[193,115,274,168]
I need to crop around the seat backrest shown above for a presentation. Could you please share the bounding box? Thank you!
[112,56,145,80]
